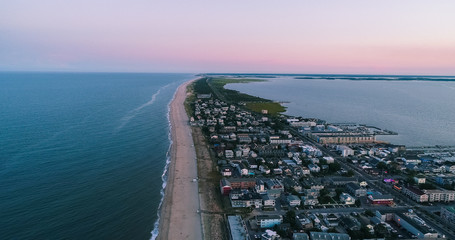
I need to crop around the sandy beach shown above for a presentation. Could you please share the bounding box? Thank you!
[157,79,203,240]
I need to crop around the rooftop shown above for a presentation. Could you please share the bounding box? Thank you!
[227,215,248,240]
[445,206,455,214]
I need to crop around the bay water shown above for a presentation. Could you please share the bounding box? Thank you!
[227,75,455,146]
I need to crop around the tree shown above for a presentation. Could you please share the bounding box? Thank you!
[283,210,297,228]
[365,210,374,217]
[335,188,344,198]
[376,161,387,170]
[374,224,388,238]
[319,188,329,197]
[355,199,361,207]
[343,170,355,177]
[419,183,436,190]
[328,162,341,173]
[319,195,332,204]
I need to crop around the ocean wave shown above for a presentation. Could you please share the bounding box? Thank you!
[117,83,172,131]
[150,85,178,240]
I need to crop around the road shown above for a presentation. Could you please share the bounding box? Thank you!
[289,128,455,239]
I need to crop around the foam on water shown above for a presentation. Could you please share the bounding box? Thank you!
[117,83,172,131]
[150,82,178,240]
[0,72,194,239]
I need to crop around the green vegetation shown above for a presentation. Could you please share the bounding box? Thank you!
[419,182,436,190]
[283,210,297,228]
[192,77,213,94]
[245,102,286,116]
[184,82,197,116]
[193,77,287,115]
[343,170,355,177]
[328,162,342,174]
[364,210,375,217]
[348,226,374,240]
[208,77,268,102]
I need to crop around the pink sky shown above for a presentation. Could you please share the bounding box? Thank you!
[1,0,454,75]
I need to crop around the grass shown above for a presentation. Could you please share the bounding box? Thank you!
[199,77,287,116]
[208,77,270,103]
[245,102,286,116]
[184,82,196,117]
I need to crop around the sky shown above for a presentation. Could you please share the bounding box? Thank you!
[1,0,455,75]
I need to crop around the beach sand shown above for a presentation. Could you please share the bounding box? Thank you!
[157,79,203,240]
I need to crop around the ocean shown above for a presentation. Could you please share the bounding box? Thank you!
[0,72,193,239]
[226,75,455,146]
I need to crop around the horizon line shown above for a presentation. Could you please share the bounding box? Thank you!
[1,70,455,77]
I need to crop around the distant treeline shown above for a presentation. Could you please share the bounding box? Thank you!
[192,77,285,116]
[295,76,455,81]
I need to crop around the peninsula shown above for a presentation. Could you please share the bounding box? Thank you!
[160,75,455,240]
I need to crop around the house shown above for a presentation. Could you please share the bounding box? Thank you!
[255,179,267,194]
[262,194,276,207]
[301,167,310,175]
[238,162,249,176]
[238,134,252,143]
[296,214,313,229]
[328,177,358,186]
[273,168,283,175]
[229,133,237,141]
[301,196,319,206]
[308,164,320,173]
[402,185,428,203]
[345,182,367,197]
[340,193,356,205]
[435,175,455,186]
[324,214,339,227]
[311,158,320,164]
[221,178,256,193]
[235,149,243,158]
[293,233,309,240]
[287,195,301,207]
[323,156,335,164]
[259,165,271,174]
[368,194,394,205]
[309,232,351,240]
[220,178,233,195]
[247,159,258,169]
[256,215,283,228]
[414,175,426,184]
[261,230,280,240]
[230,191,263,208]
[265,179,284,190]
[227,215,248,240]
[376,211,438,238]
[337,145,354,157]
[423,189,455,202]
[225,150,234,158]
[441,206,455,224]
[282,178,302,193]
[340,217,361,231]
[393,213,438,239]
[220,166,233,177]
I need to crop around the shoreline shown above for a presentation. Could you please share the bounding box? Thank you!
[156,78,202,240]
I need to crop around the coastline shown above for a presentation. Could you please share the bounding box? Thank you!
[156,78,203,240]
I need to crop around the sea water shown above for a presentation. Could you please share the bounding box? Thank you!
[226,75,455,146]
[0,72,193,239]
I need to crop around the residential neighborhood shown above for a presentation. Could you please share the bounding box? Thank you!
[191,77,455,240]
